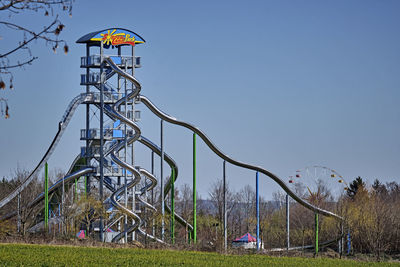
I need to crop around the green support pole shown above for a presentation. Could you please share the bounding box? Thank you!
[193,133,197,243]
[315,212,319,256]
[44,163,49,232]
[171,168,175,244]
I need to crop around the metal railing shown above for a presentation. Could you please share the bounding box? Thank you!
[80,128,113,140]
[80,55,141,68]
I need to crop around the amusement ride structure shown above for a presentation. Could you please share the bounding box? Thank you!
[0,28,346,251]
[289,166,347,202]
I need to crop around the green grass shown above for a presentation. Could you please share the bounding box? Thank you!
[0,243,396,266]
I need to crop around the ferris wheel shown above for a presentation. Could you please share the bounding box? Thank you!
[288,166,347,203]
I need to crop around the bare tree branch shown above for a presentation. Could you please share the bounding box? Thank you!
[0,0,25,11]
[0,0,69,12]
[0,0,73,117]
[0,18,60,58]
[0,56,37,69]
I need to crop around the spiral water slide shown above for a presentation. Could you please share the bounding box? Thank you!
[100,58,162,242]
[102,58,195,242]
[0,93,94,210]
[97,124,191,241]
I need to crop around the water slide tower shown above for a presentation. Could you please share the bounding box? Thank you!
[76,28,144,242]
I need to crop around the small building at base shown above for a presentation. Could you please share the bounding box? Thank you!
[232,233,264,249]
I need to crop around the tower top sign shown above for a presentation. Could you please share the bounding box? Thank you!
[77,28,145,47]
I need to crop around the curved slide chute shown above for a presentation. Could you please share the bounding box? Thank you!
[139,95,343,221]
[101,57,161,242]
[0,166,94,222]
[0,154,92,222]
[0,93,93,209]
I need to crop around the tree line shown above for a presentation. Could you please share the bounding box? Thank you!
[0,168,399,260]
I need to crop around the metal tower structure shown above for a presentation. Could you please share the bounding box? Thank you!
[77,28,144,242]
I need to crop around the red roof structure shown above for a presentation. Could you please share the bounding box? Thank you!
[233,233,257,243]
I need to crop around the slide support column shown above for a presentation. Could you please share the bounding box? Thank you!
[45,162,49,232]
[171,168,175,244]
[160,120,165,241]
[193,133,197,243]
[286,194,290,251]
[315,212,319,256]
[256,171,260,250]
[223,160,227,251]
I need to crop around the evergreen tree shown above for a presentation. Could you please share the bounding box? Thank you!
[346,176,365,199]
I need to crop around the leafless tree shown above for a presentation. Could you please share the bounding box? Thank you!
[0,0,73,118]
[238,184,255,233]
[208,179,236,226]
[256,195,274,246]
[208,179,237,248]
[59,180,75,235]
[176,183,193,241]
[289,203,314,250]
[75,194,105,236]
[6,167,42,235]
[178,184,192,221]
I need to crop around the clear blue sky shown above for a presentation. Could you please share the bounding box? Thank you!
[0,0,399,199]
